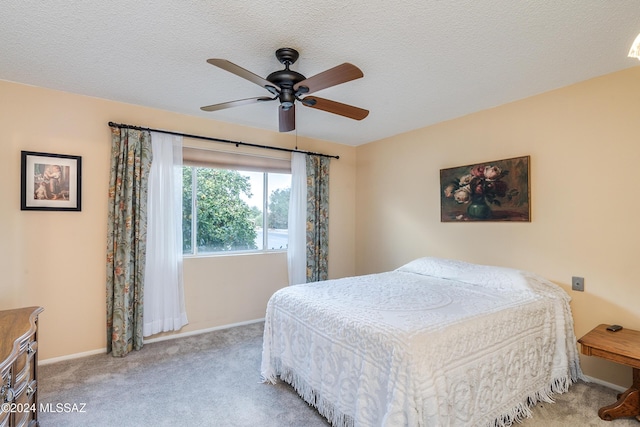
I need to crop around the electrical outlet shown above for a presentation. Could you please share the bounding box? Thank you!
[572,276,584,292]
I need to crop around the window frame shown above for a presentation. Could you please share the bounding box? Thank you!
[181,146,291,257]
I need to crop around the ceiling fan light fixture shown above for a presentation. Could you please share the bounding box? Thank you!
[295,86,309,96]
[265,85,279,95]
[301,98,317,107]
[628,33,640,60]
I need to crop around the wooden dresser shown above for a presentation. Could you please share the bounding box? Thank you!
[0,307,44,427]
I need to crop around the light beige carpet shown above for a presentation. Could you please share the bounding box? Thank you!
[38,322,639,426]
[521,380,639,427]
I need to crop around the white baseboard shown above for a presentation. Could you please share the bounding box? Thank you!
[581,374,626,393]
[39,317,265,366]
[143,317,265,344]
[39,347,106,365]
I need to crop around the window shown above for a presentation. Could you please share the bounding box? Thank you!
[182,147,291,255]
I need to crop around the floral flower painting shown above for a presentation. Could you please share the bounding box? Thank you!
[440,155,530,222]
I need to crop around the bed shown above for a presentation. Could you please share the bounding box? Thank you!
[261,257,583,426]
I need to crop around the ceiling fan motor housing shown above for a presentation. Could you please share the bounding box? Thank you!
[267,48,310,108]
[267,70,306,108]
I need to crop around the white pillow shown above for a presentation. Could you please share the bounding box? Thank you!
[396,257,531,292]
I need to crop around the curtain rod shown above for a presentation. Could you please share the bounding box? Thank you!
[107,121,339,160]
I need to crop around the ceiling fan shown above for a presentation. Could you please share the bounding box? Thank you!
[200,47,369,132]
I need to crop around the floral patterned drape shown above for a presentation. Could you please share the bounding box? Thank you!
[106,128,152,357]
[306,155,330,282]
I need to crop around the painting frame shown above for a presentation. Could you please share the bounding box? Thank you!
[21,150,82,211]
[440,155,530,222]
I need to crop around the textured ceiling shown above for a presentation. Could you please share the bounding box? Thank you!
[2,1,639,146]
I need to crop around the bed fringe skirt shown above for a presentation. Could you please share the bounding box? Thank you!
[488,369,581,427]
[262,360,355,427]
[262,359,583,427]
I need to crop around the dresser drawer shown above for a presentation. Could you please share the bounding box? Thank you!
[13,345,36,390]
[13,340,35,385]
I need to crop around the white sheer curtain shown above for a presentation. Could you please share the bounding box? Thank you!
[287,152,307,285]
[143,132,188,336]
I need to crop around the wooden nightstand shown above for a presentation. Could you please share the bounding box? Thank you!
[578,324,640,421]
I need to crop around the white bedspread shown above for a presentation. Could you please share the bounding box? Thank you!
[261,257,583,427]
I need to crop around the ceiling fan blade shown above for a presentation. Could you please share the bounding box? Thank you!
[301,96,369,120]
[207,59,279,94]
[279,105,295,132]
[200,96,273,112]
[293,63,363,95]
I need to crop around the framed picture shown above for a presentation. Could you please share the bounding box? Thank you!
[21,151,82,211]
[440,155,530,222]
